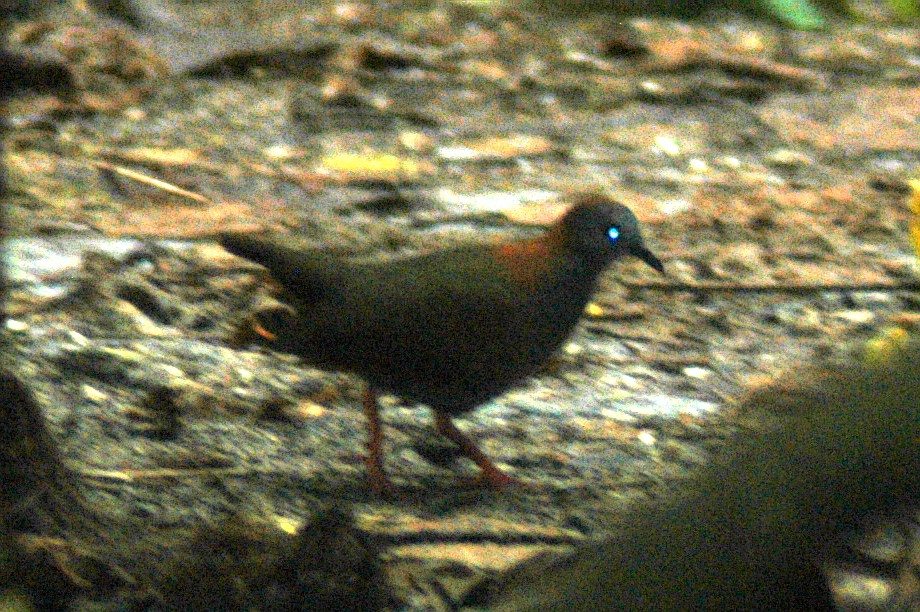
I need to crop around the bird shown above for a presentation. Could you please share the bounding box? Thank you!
[218,194,664,494]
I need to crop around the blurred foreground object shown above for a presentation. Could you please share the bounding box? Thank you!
[464,341,920,610]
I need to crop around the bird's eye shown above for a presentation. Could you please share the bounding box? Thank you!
[607,226,620,243]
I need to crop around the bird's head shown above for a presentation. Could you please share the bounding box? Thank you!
[557,194,664,274]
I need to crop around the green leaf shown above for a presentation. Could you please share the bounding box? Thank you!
[888,0,920,21]
[758,0,827,29]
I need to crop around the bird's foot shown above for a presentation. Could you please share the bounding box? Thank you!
[434,412,522,491]
[365,455,399,498]
[466,466,521,490]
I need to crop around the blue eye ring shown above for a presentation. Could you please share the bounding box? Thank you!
[607,226,620,243]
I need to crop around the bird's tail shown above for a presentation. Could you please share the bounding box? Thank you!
[218,233,338,301]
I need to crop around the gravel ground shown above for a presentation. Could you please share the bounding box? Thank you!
[3,0,919,608]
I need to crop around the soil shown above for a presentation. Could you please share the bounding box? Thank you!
[2,0,919,608]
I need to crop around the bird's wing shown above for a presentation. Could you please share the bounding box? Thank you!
[310,249,543,394]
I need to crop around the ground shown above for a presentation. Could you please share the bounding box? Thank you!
[2,0,919,608]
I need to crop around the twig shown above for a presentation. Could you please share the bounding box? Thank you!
[92,160,211,204]
[623,280,920,294]
[77,466,254,482]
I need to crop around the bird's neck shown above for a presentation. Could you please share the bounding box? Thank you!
[493,229,599,294]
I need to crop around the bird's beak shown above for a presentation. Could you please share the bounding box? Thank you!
[635,246,664,274]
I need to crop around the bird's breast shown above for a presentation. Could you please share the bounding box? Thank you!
[493,238,557,291]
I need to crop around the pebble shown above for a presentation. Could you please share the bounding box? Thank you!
[766,148,813,167]
[5,319,28,332]
[399,131,434,153]
[828,570,893,609]
[847,291,894,309]
[682,366,710,380]
[653,135,681,157]
[82,383,109,404]
[563,342,583,356]
[437,135,556,162]
[832,310,876,325]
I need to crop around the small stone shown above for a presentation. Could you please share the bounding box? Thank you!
[682,366,710,379]
[263,144,296,160]
[82,384,108,404]
[115,280,177,325]
[67,330,90,347]
[4,319,27,332]
[563,342,583,356]
[399,131,434,153]
[584,303,605,318]
[639,80,663,94]
[653,135,681,157]
[122,107,146,121]
[848,291,893,309]
[833,310,876,325]
[827,569,893,609]
[377,394,402,408]
[437,135,557,162]
[294,400,328,419]
[767,148,812,167]
[272,515,300,535]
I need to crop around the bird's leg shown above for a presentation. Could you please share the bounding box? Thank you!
[434,412,518,489]
[363,387,395,495]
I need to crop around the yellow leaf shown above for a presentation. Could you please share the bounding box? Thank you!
[863,326,910,366]
[319,153,432,182]
[907,179,920,259]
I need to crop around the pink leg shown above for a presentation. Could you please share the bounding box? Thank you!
[434,411,518,489]
[363,388,395,496]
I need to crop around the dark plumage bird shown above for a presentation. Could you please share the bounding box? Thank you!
[219,194,663,493]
